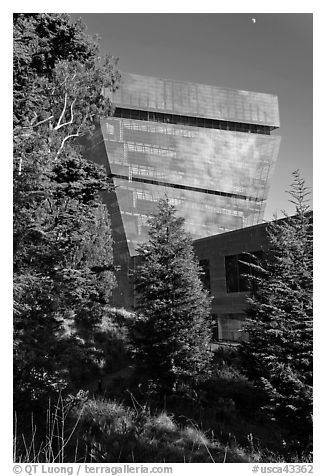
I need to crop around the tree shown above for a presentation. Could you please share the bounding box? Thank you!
[133,198,213,392]
[13,14,120,406]
[241,170,313,450]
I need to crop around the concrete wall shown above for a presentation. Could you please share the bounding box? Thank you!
[193,222,270,341]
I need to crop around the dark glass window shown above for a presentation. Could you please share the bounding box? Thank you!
[225,255,239,293]
[114,108,272,135]
[225,251,263,293]
[211,314,219,341]
[199,259,211,292]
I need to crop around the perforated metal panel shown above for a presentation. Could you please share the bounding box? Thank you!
[106,72,280,127]
[101,116,280,256]
[100,72,281,257]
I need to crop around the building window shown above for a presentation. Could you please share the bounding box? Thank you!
[199,259,211,292]
[211,314,219,341]
[225,251,262,293]
[216,315,248,342]
[114,108,272,135]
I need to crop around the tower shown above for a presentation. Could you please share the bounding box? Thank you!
[84,72,281,307]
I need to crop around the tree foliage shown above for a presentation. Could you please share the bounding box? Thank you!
[133,198,213,392]
[241,170,313,449]
[13,14,120,406]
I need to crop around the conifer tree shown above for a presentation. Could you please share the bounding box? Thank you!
[13,14,120,405]
[241,170,312,449]
[133,198,213,392]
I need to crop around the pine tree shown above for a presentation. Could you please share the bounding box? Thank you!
[133,198,213,392]
[13,14,120,406]
[241,170,312,449]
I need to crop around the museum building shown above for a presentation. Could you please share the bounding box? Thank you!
[83,72,281,341]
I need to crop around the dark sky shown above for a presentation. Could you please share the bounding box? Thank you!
[73,13,313,220]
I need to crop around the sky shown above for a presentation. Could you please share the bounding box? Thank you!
[72,12,313,221]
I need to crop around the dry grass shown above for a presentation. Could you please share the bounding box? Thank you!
[14,392,248,463]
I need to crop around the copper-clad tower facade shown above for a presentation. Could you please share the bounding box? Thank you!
[85,73,281,307]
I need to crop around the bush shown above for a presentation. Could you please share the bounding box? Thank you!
[94,307,135,373]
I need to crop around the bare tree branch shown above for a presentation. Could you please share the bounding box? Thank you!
[60,74,70,86]
[46,197,53,214]
[18,157,22,176]
[21,115,54,130]
[55,93,68,130]
[55,125,81,160]
[26,115,55,129]
[54,98,76,131]
[30,111,38,125]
